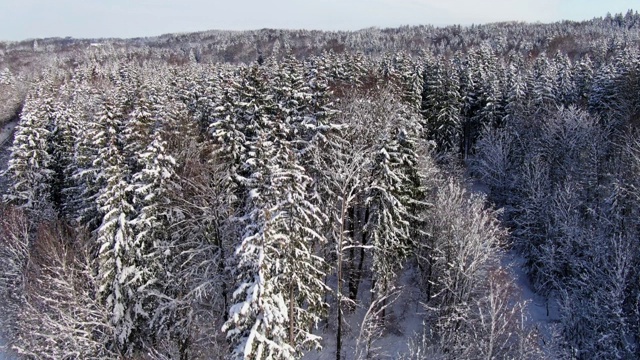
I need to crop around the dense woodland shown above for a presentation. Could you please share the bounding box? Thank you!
[1,10,640,360]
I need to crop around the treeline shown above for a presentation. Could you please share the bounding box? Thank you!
[2,10,640,70]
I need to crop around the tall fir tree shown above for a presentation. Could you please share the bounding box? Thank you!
[4,87,54,212]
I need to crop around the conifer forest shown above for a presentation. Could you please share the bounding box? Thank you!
[2,10,640,360]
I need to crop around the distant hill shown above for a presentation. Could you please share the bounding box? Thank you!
[1,10,639,70]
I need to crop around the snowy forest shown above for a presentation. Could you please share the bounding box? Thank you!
[1,10,640,360]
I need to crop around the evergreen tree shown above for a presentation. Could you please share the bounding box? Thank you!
[222,63,330,358]
[223,134,296,360]
[93,95,139,353]
[4,88,54,212]
[47,84,80,215]
[123,82,155,173]
[95,138,137,351]
[530,54,558,115]
[129,130,177,343]
[553,51,576,107]
[572,55,593,106]
[421,56,462,153]
[503,61,528,125]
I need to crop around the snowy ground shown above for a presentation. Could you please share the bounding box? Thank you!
[0,337,14,360]
[0,119,17,148]
[469,177,560,349]
[302,267,426,360]
[0,118,17,197]
[300,253,557,360]
[501,251,560,345]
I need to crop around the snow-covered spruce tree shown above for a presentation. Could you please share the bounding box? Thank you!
[112,60,140,114]
[270,145,329,353]
[457,45,499,157]
[129,129,177,343]
[222,135,296,360]
[571,54,593,107]
[341,52,369,87]
[162,70,203,164]
[71,120,104,225]
[273,54,315,145]
[47,84,81,216]
[588,61,617,119]
[63,73,101,224]
[420,55,462,154]
[222,64,330,359]
[530,53,558,117]
[122,81,156,173]
[69,83,122,229]
[475,71,505,129]
[609,47,640,129]
[273,58,336,342]
[3,87,54,213]
[93,95,142,354]
[389,52,424,111]
[363,91,423,323]
[305,53,336,129]
[209,66,252,196]
[502,60,528,127]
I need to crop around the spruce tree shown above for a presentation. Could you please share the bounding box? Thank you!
[4,87,54,212]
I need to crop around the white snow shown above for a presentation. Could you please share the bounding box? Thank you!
[0,119,18,148]
[501,250,560,344]
[469,177,560,348]
[302,179,555,360]
[0,340,16,360]
[302,268,426,360]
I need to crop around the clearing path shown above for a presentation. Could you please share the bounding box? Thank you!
[0,117,18,197]
[502,250,560,345]
[0,118,18,148]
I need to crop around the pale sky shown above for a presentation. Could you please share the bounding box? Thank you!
[0,0,637,41]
